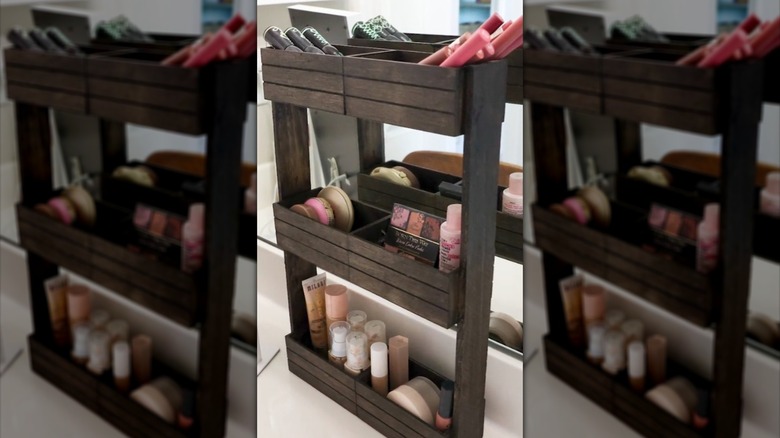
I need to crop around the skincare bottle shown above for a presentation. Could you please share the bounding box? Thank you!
[347,310,368,332]
[502,172,523,217]
[328,321,350,369]
[91,309,110,330]
[371,342,389,396]
[582,284,606,329]
[71,324,90,365]
[113,340,131,393]
[389,335,409,390]
[628,341,646,392]
[621,319,644,345]
[87,329,111,375]
[586,323,606,365]
[646,334,667,385]
[439,204,462,273]
[605,309,626,329]
[435,380,455,432]
[245,173,257,215]
[181,203,205,273]
[602,329,626,375]
[760,171,780,218]
[365,320,387,347]
[132,334,153,385]
[696,203,720,274]
[344,331,369,377]
[325,285,348,345]
[67,284,91,330]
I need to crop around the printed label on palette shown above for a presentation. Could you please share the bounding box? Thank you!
[384,204,443,266]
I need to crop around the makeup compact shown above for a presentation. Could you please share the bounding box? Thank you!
[112,165,157,187]
[488,312,523,350]
[131,384,176,423]
[627,165,672,186]
[645,384,690,423]
[370,166,420,188]
[318,186,354,232]
[578,186,611,227]
[303,198,335,226]
[387,377,441,426]
[63,185,96,226]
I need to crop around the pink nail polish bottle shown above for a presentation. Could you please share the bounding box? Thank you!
[182,203,205,273]
[502,172,523,218]
[696,203,720,274]
[439,204,462,273]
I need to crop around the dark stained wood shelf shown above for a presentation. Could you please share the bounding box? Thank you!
[530,43,767,437]
[267,49,508,437]
[13,50,252,437]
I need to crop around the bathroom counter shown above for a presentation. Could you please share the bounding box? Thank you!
[257,240,523,437]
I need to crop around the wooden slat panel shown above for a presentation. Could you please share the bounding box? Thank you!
[525,50,601,72]
[346,97,461,137]
[286,335,358,389]
[288,351,355,400]
[495,242,523,263]
[89,78,200,111]
[602,57,715,90]
[357,407,412,438]
[345,77,459,113]
[90,98,203,135]
[6,66,84,92]
[524,85,601,114]
[263,65,344,94]
[289,362,357,414]
[275,231,350,281]
[604,98,717,136]
[604,77,715,113]
[5,48,84,72]
[525,67,600,93]
[275,220,349,261]
[343,56,460,90]
[87,58,199,89]
[260,48,344,74]
[273,203,350,249]
[6,84,85,113]
[263,82,344,115]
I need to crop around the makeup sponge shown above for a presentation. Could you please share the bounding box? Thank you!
[47,196,77,225]
[112,166,157,187]
[628,165,672,187]
[578,186,611,227]
[393,166,420,189]
[303,197,335,226]
[371,167,414,188]
[562,196,591,225]
[318,186,354,232]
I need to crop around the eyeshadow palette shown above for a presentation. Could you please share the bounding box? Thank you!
[384,203,444,266]
[130,203,185,265]
[647,203,700,260]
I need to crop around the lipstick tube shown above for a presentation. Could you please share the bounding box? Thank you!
[477,12,505,35]
[419,33,470,66]
[440,29,491,68]
[698,29,748,68]
[490,18,524,59]
[184,29,232,68]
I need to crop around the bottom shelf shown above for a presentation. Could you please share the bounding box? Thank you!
[543,335,712,438]
[28,334,195,438]
[285,332,449,438]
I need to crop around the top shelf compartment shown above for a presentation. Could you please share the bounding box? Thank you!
[260,46,508,136]
[523,46,776,135]
[4,47,252,135]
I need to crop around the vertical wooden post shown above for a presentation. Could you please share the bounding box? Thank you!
[530,103,573,343]
[614,120,642,175]
[452,60,507,438]
[99,120,127,173]
[357,119,385,171]
[15,103,59,344]
[271,102,317,337]
[197,62,247,438]
[711,62,763,438]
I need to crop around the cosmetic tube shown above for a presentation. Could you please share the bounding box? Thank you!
[666,377,698,413]
[113,341,131,393]
[436,380,455,432]
[67,284,91,330]
[87,329,111,375]
[646,334,667,385]
[602,329,626,375]
[502,173,523,217]
[586,323,606,365]
[760,171,780,218]
[559,274,586,349]
[347,310,368,332]
[365,320,387,347]
[328,321,350,369]
[71,324,90,365]
[44,275,71,347]
[371,342,389,396]
[439,204,462,273]
[696,203,720,274]
[389,335,409,390]
[628,341,646,392]
[344,331,369,376]
[132,334,153,385]
[582,284,605,328]
[325,284,348,345]
[302,273,328,350]
[698,29,747,68]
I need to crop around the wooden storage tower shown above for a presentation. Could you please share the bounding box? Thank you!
[262,45,508,437]
[7,45,252,438]
[529,45,778,438]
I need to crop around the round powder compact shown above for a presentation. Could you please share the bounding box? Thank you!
[746,312,780,346]
[290,203,320,221]
[561,196,592,225]
[131,384,176,423]
[34,203,60,221]
[578,186,611,227]
[489,312,523,350]
[371,167,413,187]
[627,166,672,187]
[550,203,574,220]
[388,376,441,425]
[393,166,420,189]
[645,383,691,424]
[63,185,96,226]
[303,197,335,227]
[318,186,354,232]
[112,166,156,187]
[665,377,698,413]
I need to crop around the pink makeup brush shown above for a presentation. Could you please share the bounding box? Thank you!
[489,17,524,59]
[441,29,491,68]
[698,29,748,68]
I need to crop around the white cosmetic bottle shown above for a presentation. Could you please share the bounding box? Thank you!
[181,203,205,273]
[760,171,780,218]
[439,204,462,273]
[502,172,523,217]
[696,203,719,274]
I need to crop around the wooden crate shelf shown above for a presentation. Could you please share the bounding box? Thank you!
[532,202,714,326]
[285,332,451,438]
[29,334,195,438]
[16,202,201,326]
[524,48,607,114]
[544,335,712,438]
[273,188,463,328]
